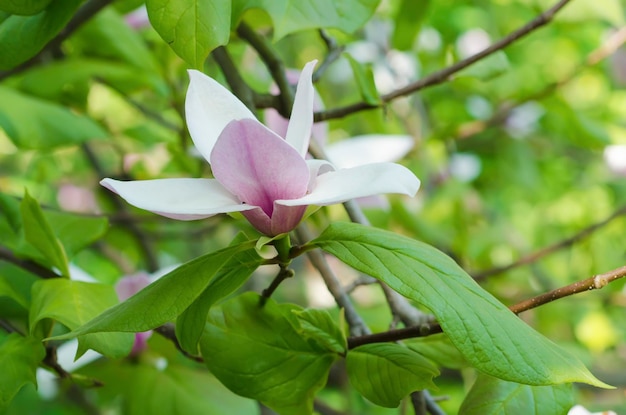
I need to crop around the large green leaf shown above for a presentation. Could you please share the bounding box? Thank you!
[30,279,134,358]
[0,0,81,70]
[20,191,69,278]
[407,333,469,370]
[293,308,347,355]
[232,0,381,40]
[311,222,609,387]
[0,0,52,15]
[50,240,259,339]
[176,234,264,354]
[0,333,46,410]
[146,0,231,69]
[459,374,574,415]
[346,343,439,408]
[200,292,337,415]
[0,86,107,150]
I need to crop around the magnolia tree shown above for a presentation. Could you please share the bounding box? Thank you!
[0,1,625,414]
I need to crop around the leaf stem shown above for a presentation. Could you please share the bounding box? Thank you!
[260,264,294,305]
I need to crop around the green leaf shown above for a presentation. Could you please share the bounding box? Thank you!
[0,0,81,70]
[176,234,264,354]
[0,86,107,150]
[0,0,52,15]
[49,241,259,340]
[0,333,46,410]
[407,333,469,370]
[72,8,160,73]
[311,222,610,388]
[345,53,381,106]
[232,0,381,40]
[457,51,511,81]
[200,292,337,415]
[392,0,430,51]
[0,275,28,308]
[20,191,69,278]
[293,308,347,354]
[30,279,134,358]
[459,374,574,415]
[146,0,231,69]
[43,211,108,259]
[346,343,439,408]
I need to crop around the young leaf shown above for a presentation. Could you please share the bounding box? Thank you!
[49,241,259,340]
[200,292,337,415]
[30,279,134,358]
[0,333,46,410]
[0,0,81,70]
[345,53,381,106]
[347,343,438,408]
[0,86,106,150]
[146,0,231,69]
[458,374,574,415]
[20,191,69,278]
[293,308,347,354]
[175,236,264,354]
[311,222,610,388]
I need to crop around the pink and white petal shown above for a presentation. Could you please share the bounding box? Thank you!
[305,159,335,191]
[284,60,317,157]
[270,204,307,236]
[185,70,255,162]
[277,163,420,207]
[326,134,414,168]
[100,178,256,220]
[210,119,309,217]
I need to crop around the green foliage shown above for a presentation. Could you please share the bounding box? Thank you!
[30,279,134,358]
[346,343,439,407]
[311,222,608,388]
[0,0,81,70]
[200,292,338,415]
[0,333,46,410]
[0,0,53,15]
[20,191,69,278]
[50,240,260,339]
[293,308,347,354]
[345,53,381,105]
[0,86,106,149]
[459,374,575,415]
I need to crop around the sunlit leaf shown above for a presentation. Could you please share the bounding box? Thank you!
[311,222,610,388]
[459,374,574,415]
[200,292,337,415]
[346,343,439,407]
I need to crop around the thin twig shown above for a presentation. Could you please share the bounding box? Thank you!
[260,265,294,305]
[315,0,573,122]
[314,29,345,83]
[153,323,204,363]
[211,46,256,111]
[473,205,626,281]
[0,0,113,81]
[348,264,626,348]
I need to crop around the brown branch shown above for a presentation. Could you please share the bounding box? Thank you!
[0,0,113,81]
[315,0,573,122]
[211,46,256,111]
[153,323,204,363]
[472,205,626,281]
[0,246,61,279]
[348,264,626,348]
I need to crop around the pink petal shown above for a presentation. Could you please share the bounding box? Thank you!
[100,178,256,220]
[278,162,420,207]
[241,204,307,236]
[115,273,151,302]
[185,70,255,163]
[284,60,317,157]
[210,119,309,217]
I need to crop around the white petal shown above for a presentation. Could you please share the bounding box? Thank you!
[185,70,255,162]
[326,134,414,168]
[285,60,317,157]
[305,159,335,191]
[278,163,420,207]
[101,178,256,220]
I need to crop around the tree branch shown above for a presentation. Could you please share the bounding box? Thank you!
[472,205,626,281]
[211,46,257,111]
[348,264,626,348]
[315,0,573,122]
[0,246,61,279]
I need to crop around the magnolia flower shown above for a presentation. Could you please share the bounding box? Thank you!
[101,61,420,236]
[116,273,153,355]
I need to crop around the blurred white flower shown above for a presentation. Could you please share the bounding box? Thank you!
[125,6,150,29]
[568,404,617,415]
[57,183,99,214]
[457,28,492,59]
[604,144,626,176]
[449,153,482,182]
